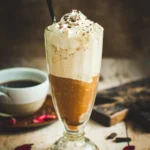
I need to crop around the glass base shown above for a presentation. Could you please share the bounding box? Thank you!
[49,136,99,150]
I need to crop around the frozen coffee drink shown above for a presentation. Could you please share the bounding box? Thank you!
[45,10,103,132]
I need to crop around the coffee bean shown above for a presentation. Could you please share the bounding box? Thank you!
[106,133,117,140]
[114,137,131,143]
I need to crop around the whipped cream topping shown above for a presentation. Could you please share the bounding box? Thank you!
[45,10,104,83]
[48,10,102,37]
[57,10,93,33]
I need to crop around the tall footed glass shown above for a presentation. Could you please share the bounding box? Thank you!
[44,10,103,150]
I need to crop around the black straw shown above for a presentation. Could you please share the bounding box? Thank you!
[46,0,56,23]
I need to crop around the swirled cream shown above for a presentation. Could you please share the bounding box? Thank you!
[45,10,103,83]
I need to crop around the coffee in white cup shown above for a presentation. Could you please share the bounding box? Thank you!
[0,67,49,116]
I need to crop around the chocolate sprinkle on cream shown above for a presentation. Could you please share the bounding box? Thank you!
[52,10,97,35]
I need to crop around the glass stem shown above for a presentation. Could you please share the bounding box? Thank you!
[64,131,85,141]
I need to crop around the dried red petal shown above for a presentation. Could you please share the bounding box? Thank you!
[123,145,135,150]
[9,118,16,125]
[44,115,57,121]
[33,114,56,124]
[15,144,33,150]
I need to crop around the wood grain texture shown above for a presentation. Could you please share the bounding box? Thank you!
[92,103,129,126]
[0,58,149,150]
[93,77,150,129]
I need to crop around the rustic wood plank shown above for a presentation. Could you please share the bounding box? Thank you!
[98,58,150,150]
[0,58,149,150]
[99,58,150,150]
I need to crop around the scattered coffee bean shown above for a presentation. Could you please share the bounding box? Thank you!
[106,133,117,140]
[114,137,131,143]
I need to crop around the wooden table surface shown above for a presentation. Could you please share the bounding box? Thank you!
[0,58,150,150]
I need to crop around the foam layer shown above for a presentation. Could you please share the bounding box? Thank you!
[45,10,103,83]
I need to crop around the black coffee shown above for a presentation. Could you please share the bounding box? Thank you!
[0,80,40,88]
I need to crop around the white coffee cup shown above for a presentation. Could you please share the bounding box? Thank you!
[0,67,49,116]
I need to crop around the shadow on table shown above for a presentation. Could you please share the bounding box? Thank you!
[0,123,52,135]
[125,117,150,133]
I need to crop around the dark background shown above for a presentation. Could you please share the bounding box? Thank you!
[0,0,150,68]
